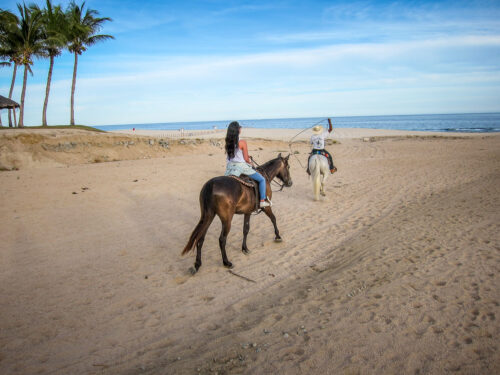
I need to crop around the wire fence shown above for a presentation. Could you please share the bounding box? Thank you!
[131,128,226,139]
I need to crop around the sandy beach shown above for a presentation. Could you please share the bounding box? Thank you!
[0,127,499,374]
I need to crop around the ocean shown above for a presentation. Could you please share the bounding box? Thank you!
[95,113,500,133]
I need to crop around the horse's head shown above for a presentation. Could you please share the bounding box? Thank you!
[276,153,293,187]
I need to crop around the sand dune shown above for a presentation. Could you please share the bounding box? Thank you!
[0,129,498,374]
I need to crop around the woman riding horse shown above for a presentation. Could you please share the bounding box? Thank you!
[225,121,271,208]
[181,122,293,274]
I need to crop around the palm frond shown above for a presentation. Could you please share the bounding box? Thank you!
[86,33,114,46]
[65,1,113,52]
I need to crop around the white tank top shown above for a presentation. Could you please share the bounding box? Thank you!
[227,146,246,163]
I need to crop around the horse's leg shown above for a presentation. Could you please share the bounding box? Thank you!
[311,159,321,201]
[321,167,328,196]
[190,211,215,275]
[242,213,251,254]
[263,207,282,242]
[219,212,234,268]
[193,237,205,273]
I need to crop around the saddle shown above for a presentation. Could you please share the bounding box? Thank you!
[228,175,260,211]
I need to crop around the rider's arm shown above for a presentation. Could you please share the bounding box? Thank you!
[239,140,251,163]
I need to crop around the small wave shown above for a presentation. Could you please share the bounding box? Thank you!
[443,127,500,133]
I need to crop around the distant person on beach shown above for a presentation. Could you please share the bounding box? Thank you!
[307,120,336,175]
[224,121,271,208]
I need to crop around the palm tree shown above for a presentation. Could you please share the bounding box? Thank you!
[3,4,45,128]
[0,8,23,127]
[0,57,9,126]
[0,59,9,126]
[0,29,11,127]
[66,1,113,125]
[17,4,45,128]
[39,0,67,127]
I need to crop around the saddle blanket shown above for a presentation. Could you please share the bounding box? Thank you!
[228,175,255,187]
[311,149,330,158]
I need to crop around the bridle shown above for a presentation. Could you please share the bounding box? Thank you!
[250,156,288,192]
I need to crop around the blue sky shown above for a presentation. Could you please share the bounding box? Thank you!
[1,0,500,126]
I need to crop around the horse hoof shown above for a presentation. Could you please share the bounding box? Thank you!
[274,237,283,243]
[188,266,198,275]
[224,262,233,269]
[242,248,250,255]
[321,191,326,196]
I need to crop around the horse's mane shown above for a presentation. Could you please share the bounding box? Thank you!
[257,156,282,173]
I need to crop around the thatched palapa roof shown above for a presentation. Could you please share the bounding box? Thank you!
[0,95,20,109]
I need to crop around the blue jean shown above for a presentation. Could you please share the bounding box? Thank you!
[249,172,266,200]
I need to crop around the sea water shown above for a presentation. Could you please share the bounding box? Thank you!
[96,113,500,133]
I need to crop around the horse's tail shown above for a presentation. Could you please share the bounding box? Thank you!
[181,180,215,255]
[310,156,321,200]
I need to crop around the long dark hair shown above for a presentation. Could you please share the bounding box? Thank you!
[225,121,241,159]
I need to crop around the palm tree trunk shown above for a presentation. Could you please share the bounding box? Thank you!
[70,52,78,126]
[19,64,28,128]
[8,63,18,127]
[43,55,55,127]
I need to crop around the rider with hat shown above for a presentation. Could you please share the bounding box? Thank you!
[307,120,336,175]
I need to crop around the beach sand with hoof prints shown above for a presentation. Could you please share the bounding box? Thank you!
[0,127,499,374]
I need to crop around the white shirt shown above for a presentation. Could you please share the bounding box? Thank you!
[227,146,246,163]
[310,131,329,150]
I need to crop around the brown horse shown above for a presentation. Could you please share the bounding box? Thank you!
[182,153,293,274]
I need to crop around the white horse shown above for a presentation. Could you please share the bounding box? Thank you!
[309,154,336,200]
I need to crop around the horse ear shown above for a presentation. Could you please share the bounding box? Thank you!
[285,153,290,161]
[278,152,282,158]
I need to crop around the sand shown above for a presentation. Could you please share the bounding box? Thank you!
[0,127,499,374]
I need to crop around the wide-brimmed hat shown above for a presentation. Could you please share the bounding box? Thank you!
[312,125,323,134]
